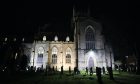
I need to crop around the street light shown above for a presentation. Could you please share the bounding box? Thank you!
[125,56,128,64]
[125,56,128,71]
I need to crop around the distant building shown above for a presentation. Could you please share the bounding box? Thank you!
[22,7,114,71]
[126,54,137,66]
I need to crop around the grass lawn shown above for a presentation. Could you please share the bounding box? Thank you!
[1,71,140,84]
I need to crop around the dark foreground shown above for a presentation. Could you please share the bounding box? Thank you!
[1,71,140,84]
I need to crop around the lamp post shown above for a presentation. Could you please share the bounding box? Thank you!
[125,56,128,71]
[33,40,36,67]
[61,51,63,66]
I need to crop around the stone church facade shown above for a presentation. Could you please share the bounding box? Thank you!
[22,36,76,71]
[22,8,114,71]
[74,18,114,71]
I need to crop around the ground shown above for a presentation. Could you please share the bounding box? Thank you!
[1,71,140,84]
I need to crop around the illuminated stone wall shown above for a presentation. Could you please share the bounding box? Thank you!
[33,41,49,69]
[49,41,76,71]
[74,18,114,71]
[23,40,76,71]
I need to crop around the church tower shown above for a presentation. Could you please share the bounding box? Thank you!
[73,5,114,70]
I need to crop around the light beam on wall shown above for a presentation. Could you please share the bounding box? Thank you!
[86,50,97,68]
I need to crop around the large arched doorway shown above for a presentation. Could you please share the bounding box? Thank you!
[88,57,94,68]
[86,50,97,70]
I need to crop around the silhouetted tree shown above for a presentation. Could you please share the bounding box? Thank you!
[20,55,28,70]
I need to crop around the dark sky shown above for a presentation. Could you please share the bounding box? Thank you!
[3,0,139,60]
[15,0,130,33]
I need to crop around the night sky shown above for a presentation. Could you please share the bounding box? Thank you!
[2,0,139,60]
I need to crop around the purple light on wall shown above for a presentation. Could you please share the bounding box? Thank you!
[88,57,94,68]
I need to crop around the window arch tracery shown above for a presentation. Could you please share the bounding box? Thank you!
[66,47,71,63]
[85,26,95,50]
[52,47,58,64]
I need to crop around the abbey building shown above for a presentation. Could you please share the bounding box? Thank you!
[22,8,114,71]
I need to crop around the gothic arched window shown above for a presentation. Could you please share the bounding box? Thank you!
[52,54,57,64]
[37,47,44,64]
[66,54,71,63]
[85,26,95,50]
[66,47,71,63]
[52,47,58,64]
